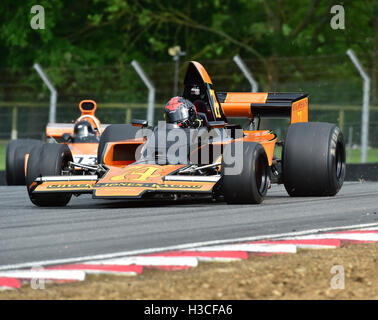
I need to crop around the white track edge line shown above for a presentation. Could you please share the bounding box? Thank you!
[0,222,377,271]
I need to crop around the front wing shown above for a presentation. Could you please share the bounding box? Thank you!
[30,175,219,199]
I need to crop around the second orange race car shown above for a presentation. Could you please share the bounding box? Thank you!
[6,100,107,185]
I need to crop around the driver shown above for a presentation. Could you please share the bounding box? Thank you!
[164,96,202,128]
[73,120,98,141]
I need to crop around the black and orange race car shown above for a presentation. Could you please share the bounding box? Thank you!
[6,100,107,185]
[25,61,346,207]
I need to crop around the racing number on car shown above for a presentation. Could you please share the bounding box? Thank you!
[111,167,160,181]
[210,90,221,118]
[74,155,97,165]
[131,167,159,181]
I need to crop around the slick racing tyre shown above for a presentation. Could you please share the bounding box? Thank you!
[6,139,42,185]
[26,143,73,207]
[222,142,269,204]
[282,122,346,196]
[97,124,142,164]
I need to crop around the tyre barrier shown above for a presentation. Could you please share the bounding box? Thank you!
[344,163,378,181]
[0,171,5,186]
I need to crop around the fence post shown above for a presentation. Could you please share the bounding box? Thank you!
[346,49,371,163]
[347,126,353,163]
[11,106,18,140]
[233,55,259,92]
[125,108,132,124]
[33,63,57,124]
[338,109,344,133]
[131,60,155,126]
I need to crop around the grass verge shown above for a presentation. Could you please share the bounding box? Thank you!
[0,143,6,171]
[1,243,377,300]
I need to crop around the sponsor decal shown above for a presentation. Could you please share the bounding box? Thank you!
[95,182,203,189]
[43,181,202,191]
[292,98,308,122]
[46,183,93,189]
[292,98,307,112]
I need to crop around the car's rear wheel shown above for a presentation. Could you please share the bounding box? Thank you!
[97,124,142,164]
[222,142,269,204]
[282,122,346,196]
[26,144,73,207]
[6,139,42,185]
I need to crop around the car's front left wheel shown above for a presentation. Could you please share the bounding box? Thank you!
[222,142,269,204]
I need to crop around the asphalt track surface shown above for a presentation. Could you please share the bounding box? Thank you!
[0,182,377,269]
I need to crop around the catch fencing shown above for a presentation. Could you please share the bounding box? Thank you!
[0,53,377,162]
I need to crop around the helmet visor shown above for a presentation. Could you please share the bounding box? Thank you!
[166,106,189,123]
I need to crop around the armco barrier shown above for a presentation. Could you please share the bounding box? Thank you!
[0,164,377,186]
[0,171,5,186]
[344,163,378,181]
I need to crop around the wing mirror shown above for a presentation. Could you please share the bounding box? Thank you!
[132,119,149,127]
[62,133,72,142]
[207,121,226,129]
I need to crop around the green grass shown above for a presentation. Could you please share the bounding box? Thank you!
[0,143,6,171]
[346,148,378,164]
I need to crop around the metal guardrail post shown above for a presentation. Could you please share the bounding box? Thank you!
[11,106,18,140]
[33,63,57,124]
[131,60,155,126]
[347,126,353,163]
[338,109,344,133]
[233,54,259,92]
[125,108,132,124]
[346,49,371,163]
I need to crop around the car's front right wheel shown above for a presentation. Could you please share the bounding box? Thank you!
[26,143,73,207]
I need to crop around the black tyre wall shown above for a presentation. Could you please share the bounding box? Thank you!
[282,122,346,196]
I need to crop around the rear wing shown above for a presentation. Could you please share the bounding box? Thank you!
[217,92,308,123]
[46,123,109,139]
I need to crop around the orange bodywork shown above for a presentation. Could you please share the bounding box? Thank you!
[76,100,101,131]
[219,92,308,125]
[92,164,215,198]
[291,97,309,123]
[24,153,30,176]
[45,125,75,138]
[221,93,268,118]
[68,142,98,167]
[101,139,145,166]
[241,130,277,165]
[191,61,212,84]
[68,143,98,156]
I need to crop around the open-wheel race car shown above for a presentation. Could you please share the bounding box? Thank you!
[26,61,346,207]
[6,100,106,185]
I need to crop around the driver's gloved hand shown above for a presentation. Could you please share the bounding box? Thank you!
[192,119,203,128]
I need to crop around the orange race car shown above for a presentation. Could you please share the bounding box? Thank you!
[6,100,107,185]
[25,61,346,207]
